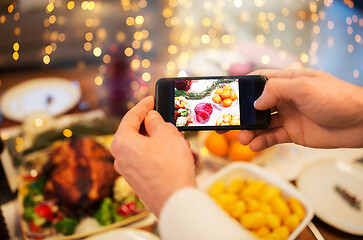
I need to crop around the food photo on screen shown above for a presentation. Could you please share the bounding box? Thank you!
[174,79,240,127]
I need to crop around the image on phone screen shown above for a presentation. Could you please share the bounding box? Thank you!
[174,78,240,127]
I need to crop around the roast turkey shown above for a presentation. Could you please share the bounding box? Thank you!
[43,138,118,211]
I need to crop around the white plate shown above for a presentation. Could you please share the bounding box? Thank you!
[297,159,363,235]
[0,77,81,122]
[84,228,160,240]
[199,162,314,240]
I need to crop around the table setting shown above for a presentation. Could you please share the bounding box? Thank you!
[1,0,363,240]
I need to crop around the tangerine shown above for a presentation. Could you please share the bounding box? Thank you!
[222,98,233,107]
[220,90,231,99]
[223,130,241,142]
[205,131,229,157]
[228,141,257,162]
[230,92,237,101]
[215,88,223,95]
[223,85,232,91]
[212,94,222,104]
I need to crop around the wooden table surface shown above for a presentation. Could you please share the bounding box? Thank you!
[1,66,362,240]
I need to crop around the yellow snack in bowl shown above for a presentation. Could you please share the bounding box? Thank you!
[227,178,245,193]
[240,211,266,230]
[266,213,282,230]
[208,180,225,198]
[288,197,306,221]
[207,177,306,240]
[255,226,271,238]
[270,196,291,220]
[283,214,300,232]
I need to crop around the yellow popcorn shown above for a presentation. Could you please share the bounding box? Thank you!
[288,197,306,221]
[207,177,306,240]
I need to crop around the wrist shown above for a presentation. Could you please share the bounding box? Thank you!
[150,183,197,217]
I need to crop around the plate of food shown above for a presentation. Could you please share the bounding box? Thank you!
[210,83,239,111]
[18,137,149,240]
[199,162,314,240]
[0,77,81,122]
[198,130,275,166]
[174,97,194,127]
[296,159,363,235]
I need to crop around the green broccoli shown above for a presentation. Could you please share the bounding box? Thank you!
[94,198,115,226]
[54,218,78,236]
[23,207,36,221]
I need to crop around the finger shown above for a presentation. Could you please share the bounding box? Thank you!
[111,97,153,157]
[248,127,291,152]
[216,130,228,134]
[119,96,155,132]
[145,110,179,137]
[144,110,165,136]
[248,68,319,79]
[239,129,258,145]
[254,77,300,110]
[238,114,282,145]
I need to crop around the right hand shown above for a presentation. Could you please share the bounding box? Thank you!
[239,69,363,151]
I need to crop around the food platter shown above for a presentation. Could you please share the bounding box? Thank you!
[17,135,149,240]
[297,159,363,235]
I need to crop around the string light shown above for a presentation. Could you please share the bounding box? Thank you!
[1,0,361,100]
[63,129,73,138]
[93,47,102,57]
[142,72,151,82]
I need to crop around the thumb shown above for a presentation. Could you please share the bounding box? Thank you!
[144,110,167,136]
[254,78,295,110]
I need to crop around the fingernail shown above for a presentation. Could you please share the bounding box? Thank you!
[253,100,256,107]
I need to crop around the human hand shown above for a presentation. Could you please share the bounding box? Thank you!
[111,96,197,216]
[239,69,363,151]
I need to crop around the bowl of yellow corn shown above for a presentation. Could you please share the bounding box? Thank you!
[199,162,313,240]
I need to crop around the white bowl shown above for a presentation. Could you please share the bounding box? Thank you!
[199,162,314,240]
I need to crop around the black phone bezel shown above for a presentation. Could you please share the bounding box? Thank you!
[155,75,271,131]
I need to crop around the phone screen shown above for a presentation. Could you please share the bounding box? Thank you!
[174,78,241,127]
[155,75,270,131]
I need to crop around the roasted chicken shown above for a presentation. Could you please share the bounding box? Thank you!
[43,138,118,211]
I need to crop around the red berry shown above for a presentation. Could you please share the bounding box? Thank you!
[117,201,137,217]
[30,221,41,232]
[34,204,53,221]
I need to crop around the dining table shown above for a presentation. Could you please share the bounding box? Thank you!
[0,64,362,240]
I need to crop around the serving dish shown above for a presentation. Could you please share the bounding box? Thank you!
[17,136,149,240]
[0,77,81,122]
[297,159,363,235]
[84,228,160,240]
[199,162,314,240]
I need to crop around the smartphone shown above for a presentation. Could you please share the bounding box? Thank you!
[155,75,270,131]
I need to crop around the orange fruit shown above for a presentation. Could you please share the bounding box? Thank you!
[223,130,241,142]
[228,141,257,162]
[205,131,229,157]
[212,94,222,104]
[222,98,233,107]
[230,92,237,101]
[220,90,231,99]
[223,85,232,91]
[215,88,223,95]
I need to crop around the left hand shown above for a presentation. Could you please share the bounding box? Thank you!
[111,96,197,216]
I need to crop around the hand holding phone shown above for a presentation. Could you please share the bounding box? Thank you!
[155,75,271,131]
